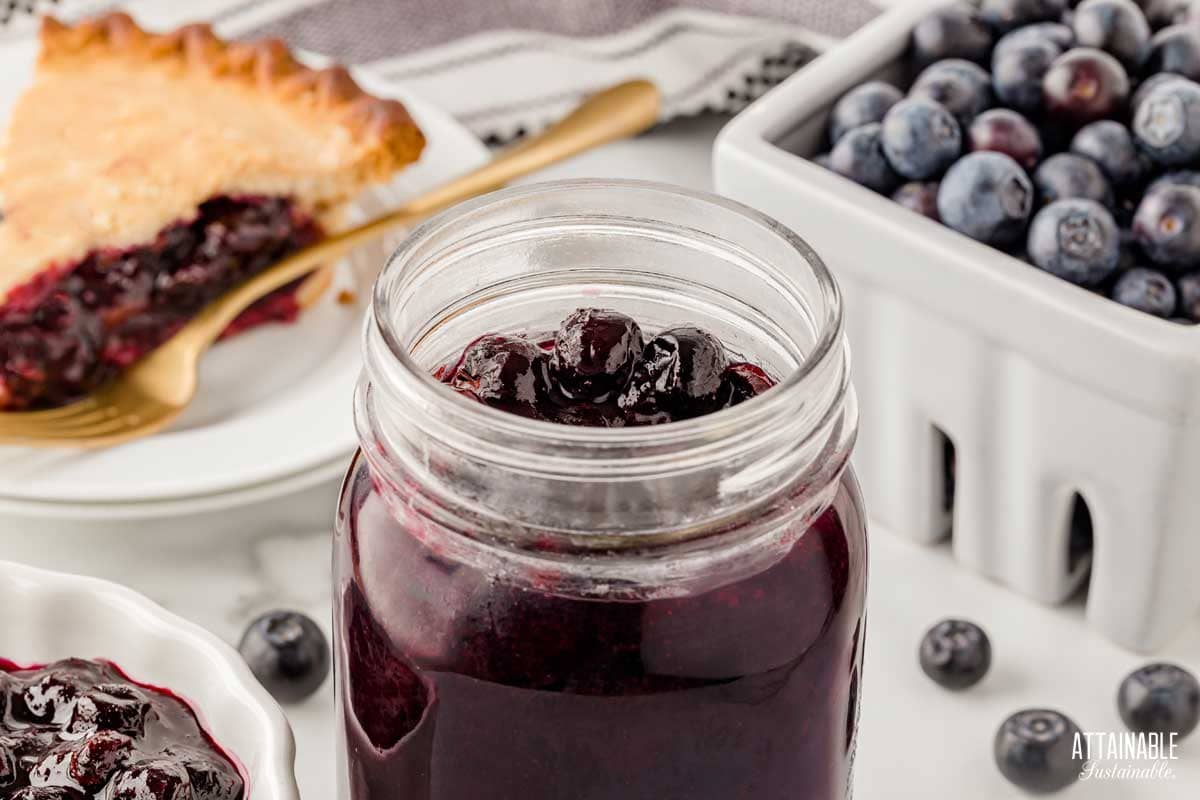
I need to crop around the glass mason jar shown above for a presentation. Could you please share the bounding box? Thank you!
[335,180,867,800]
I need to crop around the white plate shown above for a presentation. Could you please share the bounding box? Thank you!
[0,50,490,504]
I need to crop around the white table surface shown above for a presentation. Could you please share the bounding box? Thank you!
[18,115,1199,800]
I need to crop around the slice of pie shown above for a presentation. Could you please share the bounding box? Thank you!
[0,12,425,409]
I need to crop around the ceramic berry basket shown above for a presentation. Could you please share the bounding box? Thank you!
[714,0,1200,652]
[0,559,300,799]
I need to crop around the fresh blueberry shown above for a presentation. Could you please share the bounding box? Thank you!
[238,610,331,704]
[1134,78,1200,165]
[1070,121,1146,185]
[1042,47,1130,123]
[1028,199,1121,285]
[551,308,643,401]
[911,3,995,66]
[919,619,992,690]
[881,99,962,180]
[993,22,1076,57]
[938,152,1035,246]
[1112,267,1180,315]
[892,181,941,219]
[969,109,1044,168]
[1071,0,1152,65]
[829,122,901,193]
[447,334,552,415]
[619,327,730,424]
[979,0,1071,32]
[1118,663,1200,737]
[828,81,903,144]
[910,59,993,126]
[1144,24,1200,79]
[1034,153,1114,206]
[992,37,1062,111]
[1179,271,1200,319]
[1131,72,1188,113]
[994,709,1087,794]
[1132,183,1200,266]
[1137,0,1193,28]
[1148,169,1200,192]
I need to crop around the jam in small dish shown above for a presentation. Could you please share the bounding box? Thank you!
[1,658,244,800]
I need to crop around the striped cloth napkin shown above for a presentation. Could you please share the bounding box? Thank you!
[0,0,880,142]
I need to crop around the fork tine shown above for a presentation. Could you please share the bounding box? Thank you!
[0,396,101,420]
[0,406,126,434]
[0,415,167,447]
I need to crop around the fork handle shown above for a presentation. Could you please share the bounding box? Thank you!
[177,79,661,348]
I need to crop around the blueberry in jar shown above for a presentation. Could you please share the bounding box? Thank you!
[1070,121,1146,186]
[880,99,963,180]
[910,59,994,126]
[1133,78,1200,165]
[1178,271,1200,320]
[238,610,331,704]
[1144,24,1200,79]
[994,709,1086,794]
[829,122,901,193]
[1112,267,1179,315]
[968,109,1044,168]
[978,0,1071,33]
[551,308,644,401]
[1071,0,1152,66]
[992,37,1062,111]
[1034,153,1114,207]
[1042,47,1130,124]
[1028,199,1122,285]
[918,619,992,690]
[1132,183,1200,265]
[828,81,903,144]
[1117,663,1200,738]
[910,2,994,66]
[938,152,1034,246]
[619,326,730,424]
[892,181,941,219]
[445,334,553,417]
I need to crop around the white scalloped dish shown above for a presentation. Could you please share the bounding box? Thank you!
[0,560,299,800]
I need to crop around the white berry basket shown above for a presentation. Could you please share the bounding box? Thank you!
[714,0,1200,652]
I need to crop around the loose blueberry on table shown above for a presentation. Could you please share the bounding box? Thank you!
[339,308,867,799]
[0,658,243,800]
[811,0,1200,323]
[994,708,1086,794]
[919,618,993,690]
[238,610,331,705]
[1117,662,1200,738]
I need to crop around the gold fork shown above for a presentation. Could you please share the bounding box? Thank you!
[0,79,661,448]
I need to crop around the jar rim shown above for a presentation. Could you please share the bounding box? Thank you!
[368,178,846,454]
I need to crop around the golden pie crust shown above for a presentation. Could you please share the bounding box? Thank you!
[0,12,426,299]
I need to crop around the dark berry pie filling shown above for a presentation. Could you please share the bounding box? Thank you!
[0,196,322,410]
[435,308,775,427]
[1,658,244,800]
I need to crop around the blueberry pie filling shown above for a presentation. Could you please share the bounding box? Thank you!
[1,658,244,800]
